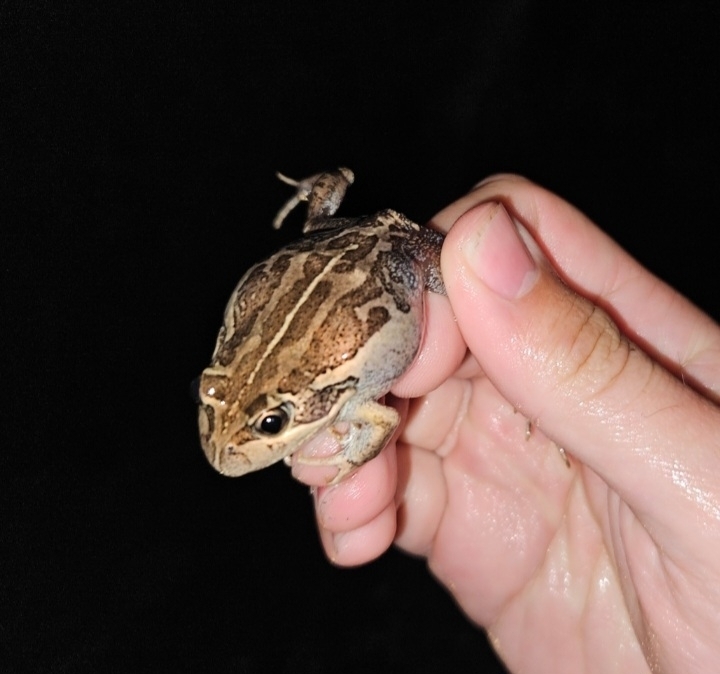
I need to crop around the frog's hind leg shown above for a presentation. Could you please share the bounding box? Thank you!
[294,399,399,485]
[273,168,355,233]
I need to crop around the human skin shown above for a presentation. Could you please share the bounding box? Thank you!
[292,176,720,673]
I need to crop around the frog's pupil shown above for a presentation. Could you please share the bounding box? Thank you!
[259,410,286,435]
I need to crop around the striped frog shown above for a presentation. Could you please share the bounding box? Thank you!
[196,168,445,484]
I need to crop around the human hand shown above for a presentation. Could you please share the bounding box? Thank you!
[293,175,720,673]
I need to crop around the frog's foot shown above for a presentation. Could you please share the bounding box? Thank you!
[273,171,322,229]
[273,168,355,232]
[294,400,399,486]
[293,451,361,486]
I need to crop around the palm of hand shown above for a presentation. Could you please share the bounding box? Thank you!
[398,365,651,672]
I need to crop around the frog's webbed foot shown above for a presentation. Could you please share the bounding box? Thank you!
[273,171,321,229]
[273,168,355,233]
[294,399,399,486]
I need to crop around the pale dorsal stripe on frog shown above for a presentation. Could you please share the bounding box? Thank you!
[197,169,445,484]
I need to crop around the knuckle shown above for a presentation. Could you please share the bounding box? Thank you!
[551,294,638,399]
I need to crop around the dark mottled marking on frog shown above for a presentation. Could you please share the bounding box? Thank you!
[199,403,215,443]
[294,376,358,423]
[231,254,330,381]
[385,247,420,290]
[325,229,376,254]
[340,234,378,263]
[322,279,387,361]
[333,259,356,275]
[366,305,391,333]
[305,216,358,233]
[214,264,267,365]
[245,393,271,420]
[236,278,334,406]
[228,425,255,448]
[285,237,316,253]
[270,278,334,363]
[283,228,343,253]
[394,226,446,295]
[332,231,379,273]
[303,250,334,278]
[234,346,266,392]
[215,258,290,367]
[270,253,293,273]
[212,240,349,431]
[277,276,389,395]
[386,221,410,233]
[371,249,418,314]
[268,275,325,343]
[241,252,334,383]
[286,222,358,251]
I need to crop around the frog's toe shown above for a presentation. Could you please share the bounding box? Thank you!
[293,401,398,484]
[293,451,358,485]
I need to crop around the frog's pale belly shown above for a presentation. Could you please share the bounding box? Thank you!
[196,168,445,484]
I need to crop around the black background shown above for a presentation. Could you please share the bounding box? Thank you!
[3,2,719,672]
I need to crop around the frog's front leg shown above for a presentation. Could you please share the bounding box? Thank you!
[295,399,399,485]
[273,168,356,233]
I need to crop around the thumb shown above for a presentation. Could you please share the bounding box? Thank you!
[441,201,720,547]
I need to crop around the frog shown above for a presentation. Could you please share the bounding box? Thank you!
[196,167,446,485]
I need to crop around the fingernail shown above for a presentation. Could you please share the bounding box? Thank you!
[461,203,538,299]
[330,532,347,557]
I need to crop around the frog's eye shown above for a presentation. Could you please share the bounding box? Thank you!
[255,405,291,436]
